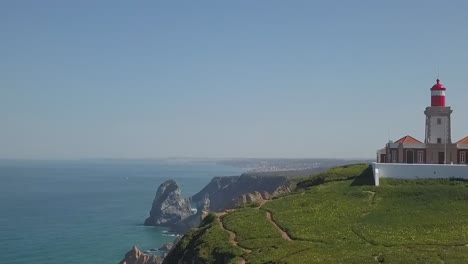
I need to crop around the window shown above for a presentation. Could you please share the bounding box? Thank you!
[417,151,424,163]
[461,151,466,164]
[437,118,442,125]
[391,150,397,163]
[437,138,442,143]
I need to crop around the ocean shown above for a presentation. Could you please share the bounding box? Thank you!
[0,160,243,264]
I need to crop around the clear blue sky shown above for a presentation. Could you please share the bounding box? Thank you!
[1,1,468,159]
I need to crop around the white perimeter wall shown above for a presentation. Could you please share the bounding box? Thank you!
[371,162,468,186]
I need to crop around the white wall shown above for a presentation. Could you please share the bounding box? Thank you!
[371,162,468,186]
[428,116,449,144]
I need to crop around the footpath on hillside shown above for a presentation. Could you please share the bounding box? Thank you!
[265,211,292,241]
[217,211,251,264]
[216,198,294,264]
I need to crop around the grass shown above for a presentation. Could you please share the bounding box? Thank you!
[263,181,374,244]
[356,178,468,246]
[163,213,244,264]
[170,165,468,263]
[222,207,282,242]
[293,163,373,189]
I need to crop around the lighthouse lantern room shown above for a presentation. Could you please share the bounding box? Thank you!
[430,79,446,107]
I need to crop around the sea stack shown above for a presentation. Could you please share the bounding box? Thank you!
[144,180,192,226]
[119,246,163,264]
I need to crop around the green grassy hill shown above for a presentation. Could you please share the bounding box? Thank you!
[165,164,468,264]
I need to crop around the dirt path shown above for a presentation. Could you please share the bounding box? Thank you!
[216,198,288,263]
[218,215,252,254]
[217,215,251,264]
[259,198,292,241]
[265,211,292,241]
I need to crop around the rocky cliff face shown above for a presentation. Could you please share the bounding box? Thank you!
[171,195,212,233]
[190,176,238,204]
[119,246,164,264]
[235,191,271,206]
[144,180,192,226]
[191,174,290,212]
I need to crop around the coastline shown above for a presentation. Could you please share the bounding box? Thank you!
[1,160,243,264]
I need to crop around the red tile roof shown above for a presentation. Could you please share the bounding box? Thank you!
[456,136,468,144]
[395,135,423,144]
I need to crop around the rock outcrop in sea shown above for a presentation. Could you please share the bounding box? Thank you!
[119,246,163,264]
[144,180,192,226]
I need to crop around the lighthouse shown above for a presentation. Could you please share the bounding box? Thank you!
[377,77,468,165]
[424,79,452,145]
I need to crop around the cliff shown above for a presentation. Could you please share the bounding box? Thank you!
[127,174,292,264]
[171,209,204,234]
[119,246,164,264]
[164,164,468,263]
[144,180,192,226]
[191,176,239,203]
[190,174,290,212]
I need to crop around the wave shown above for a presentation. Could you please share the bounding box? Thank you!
[162,233,177,237]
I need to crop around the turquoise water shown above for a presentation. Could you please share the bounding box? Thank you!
[0,160,243,264]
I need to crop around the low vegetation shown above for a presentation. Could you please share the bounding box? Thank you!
[163,213,244,264]
[170,164,468,263]
[293,163,373,189]
[222,207,281,242]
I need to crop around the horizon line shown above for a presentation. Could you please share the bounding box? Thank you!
[0,157,375,161]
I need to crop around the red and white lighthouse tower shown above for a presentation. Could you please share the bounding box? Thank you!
[425,79,452,145]
[431,79,446,107]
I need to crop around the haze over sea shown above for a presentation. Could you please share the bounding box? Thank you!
[0,160,243,264]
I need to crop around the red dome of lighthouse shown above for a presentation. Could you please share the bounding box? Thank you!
[431,79,446,91]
